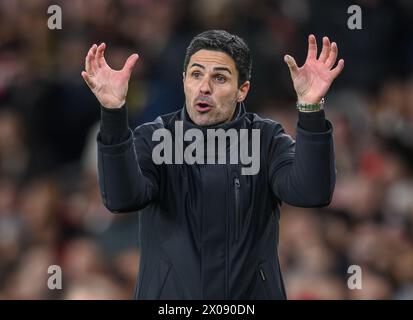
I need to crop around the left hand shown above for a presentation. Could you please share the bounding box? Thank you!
[284,34,344,104]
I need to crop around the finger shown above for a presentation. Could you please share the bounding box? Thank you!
[96,42,107,68]
[318,36,330,63]
[284,54,299,79]
[325,42,338,69]
[85,44,97,75]
[91,44,99,72]
[90,44,99,72]
[305,34,317,62]
[330,59,344,79]
[122,53,139,76]
[81,71,96,90]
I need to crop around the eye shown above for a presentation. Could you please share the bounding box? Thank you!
[214,74,226,83]
[191,71,201,79]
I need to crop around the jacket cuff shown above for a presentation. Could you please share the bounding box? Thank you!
[298,109,327,132]
[100,104,130,144]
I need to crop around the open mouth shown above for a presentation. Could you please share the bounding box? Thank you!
[195,102,213,113]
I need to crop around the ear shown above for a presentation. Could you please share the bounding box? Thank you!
[237,81,250,102]
[182,72,186,82]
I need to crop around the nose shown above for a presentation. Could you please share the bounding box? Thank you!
[199,77,212,95]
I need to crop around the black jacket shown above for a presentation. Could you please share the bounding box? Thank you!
[97,104,336,299]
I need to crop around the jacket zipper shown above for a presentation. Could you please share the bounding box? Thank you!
[259,267,266,281]
[259,265,271,298]
[234,177,240,241]
[225,167,230,299]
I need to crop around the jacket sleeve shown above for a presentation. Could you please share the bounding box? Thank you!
[268,113,336,207]
[97,107,159,213]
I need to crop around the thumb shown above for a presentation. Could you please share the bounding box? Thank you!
[122,53,139,76]
[284,54,299,78]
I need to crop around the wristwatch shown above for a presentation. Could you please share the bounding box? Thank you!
[296,98,325,112]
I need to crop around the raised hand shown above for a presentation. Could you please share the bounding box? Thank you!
[81,43,139,109]
[284,35,344,105]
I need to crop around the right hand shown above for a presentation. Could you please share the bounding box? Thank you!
[81,43,139,109]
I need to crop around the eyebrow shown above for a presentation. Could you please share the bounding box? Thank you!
[190,63,232,74]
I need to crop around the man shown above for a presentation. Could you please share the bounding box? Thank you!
[82,30,344,299]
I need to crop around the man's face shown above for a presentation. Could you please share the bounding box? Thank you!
[183,49,250,126]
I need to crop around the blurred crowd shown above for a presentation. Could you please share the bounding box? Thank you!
[0,0,412,299]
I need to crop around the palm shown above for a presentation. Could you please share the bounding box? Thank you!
[285,35,344,104]
[93,65,129,108]
[82,43,139,109]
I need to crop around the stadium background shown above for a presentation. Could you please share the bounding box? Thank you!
[0,0,412,299]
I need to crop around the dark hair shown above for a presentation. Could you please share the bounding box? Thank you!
[183,30,252,87]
